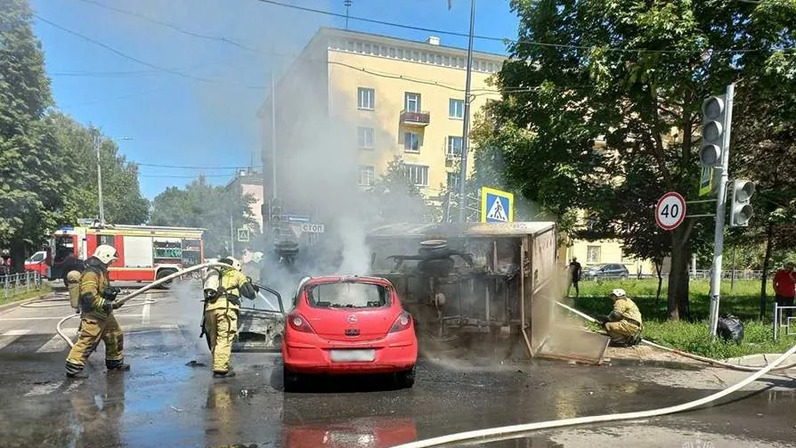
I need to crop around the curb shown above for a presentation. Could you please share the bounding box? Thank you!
[0,291,55,315]
[602,356,703,370]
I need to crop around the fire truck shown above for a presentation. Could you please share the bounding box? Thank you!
[47,224,205,283]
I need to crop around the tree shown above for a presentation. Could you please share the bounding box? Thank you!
[0,0,67,272]
[480,0,796,320]
[45,112,149,225]
[366,157,435,224]
[149,176,256,257]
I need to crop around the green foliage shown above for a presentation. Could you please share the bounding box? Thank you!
[366,156,435,224]
[149,177,256,257]
[0,282,52,305]
[479,0,796,319]
[44,112,149,225]
[0,0,64,271]
[571,278,794,357]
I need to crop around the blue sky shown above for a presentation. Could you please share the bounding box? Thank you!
[31,0,519,199]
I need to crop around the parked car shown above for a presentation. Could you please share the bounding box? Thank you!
[282,275,418,391]
[24,251,48,276]
[584,263,630,280]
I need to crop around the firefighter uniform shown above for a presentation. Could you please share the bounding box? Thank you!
[65,260,126,377]
[603,289,643,346]
[203,263,255,376]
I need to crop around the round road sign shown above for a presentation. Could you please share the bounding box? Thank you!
[655,192,686,231]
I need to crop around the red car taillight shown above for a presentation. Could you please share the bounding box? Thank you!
[389,312,412,333]
[287,313,315,333]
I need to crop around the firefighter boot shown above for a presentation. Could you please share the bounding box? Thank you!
[66,361,89,379]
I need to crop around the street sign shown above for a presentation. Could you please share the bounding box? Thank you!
[299,223,325,234]
[480,187,514,223]
[290,222,325,237]
[699,166,714,197]
[237,228,250,242]
[655,192,686,230]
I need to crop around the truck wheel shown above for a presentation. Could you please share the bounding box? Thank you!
[155,269,177,289]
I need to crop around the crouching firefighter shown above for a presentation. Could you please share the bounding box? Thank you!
[598,288,643,347]
[65,245,128,379]
[201,256,257,378]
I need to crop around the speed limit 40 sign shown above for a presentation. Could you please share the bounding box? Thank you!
[655,192,686,230]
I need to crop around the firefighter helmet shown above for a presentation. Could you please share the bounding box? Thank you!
[93,244,118,265]
[219,256,242,271]
[611,288,627,298]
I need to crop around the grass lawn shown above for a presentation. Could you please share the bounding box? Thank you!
[566,278,795,359]
[0,283,53,308]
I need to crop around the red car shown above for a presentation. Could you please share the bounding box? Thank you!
[282,275,417,390]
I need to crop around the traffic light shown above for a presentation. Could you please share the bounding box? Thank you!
[700,95,727,167]
[729,180,755,227]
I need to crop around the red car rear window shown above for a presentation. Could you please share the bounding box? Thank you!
[307,282,390,309]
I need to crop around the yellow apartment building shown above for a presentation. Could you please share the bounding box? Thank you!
[259,27,505,204]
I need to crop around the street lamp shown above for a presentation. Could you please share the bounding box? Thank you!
[457,0,476,223]
[95,133,132,225]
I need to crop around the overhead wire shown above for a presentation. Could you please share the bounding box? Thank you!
[135,162,263,170]
[252,0,790,54]
[73,0,254,51]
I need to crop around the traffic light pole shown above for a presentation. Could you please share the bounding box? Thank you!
[707,83,735,337]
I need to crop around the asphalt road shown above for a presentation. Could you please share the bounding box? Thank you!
[0,283,794,448]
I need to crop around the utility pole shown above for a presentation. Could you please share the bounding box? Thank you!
[230,215,235,257]
[708,83,735,337]
[271,73,278,201]
[94,132,105,225]
[344,0,352,30]
[457,0,476,223]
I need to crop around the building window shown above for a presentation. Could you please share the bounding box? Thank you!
[447,172,460,189]
[404,164,429,186]
[587,245,601,264]
[357,87,375,110]
[449,99,464,119]
[404,132,420,152]
[405,92,421,113]
[447,136,463,156]
[357,126,374,149]
[358,166,375,186]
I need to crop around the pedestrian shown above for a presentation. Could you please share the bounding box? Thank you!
[773,262,795,319]
[598,288,643,347]
[1,249,12,275]
[201,256,257,378]
[65,245,127,379]
[567,257,582,297]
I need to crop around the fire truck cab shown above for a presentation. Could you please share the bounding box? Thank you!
[47,224,205,283]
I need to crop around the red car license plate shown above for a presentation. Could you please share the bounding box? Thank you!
[330,349,375,362]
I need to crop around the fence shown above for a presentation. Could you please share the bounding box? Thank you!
[1,271,43,301]
[773,302,796,341]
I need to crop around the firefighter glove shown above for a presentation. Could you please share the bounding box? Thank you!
[103,286,121,302]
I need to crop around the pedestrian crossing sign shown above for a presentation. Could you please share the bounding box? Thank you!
[480,187,514,223]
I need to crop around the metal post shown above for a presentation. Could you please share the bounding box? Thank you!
[95,132,105,225]
[773,301,778,341]
[708,83,735,337]
[457,0,476,223]
[230,216,235,256]
[271,73,278,201]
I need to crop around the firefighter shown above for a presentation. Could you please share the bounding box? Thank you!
[202,256,257,378]
[598,288,643,347]
[65,245,127,379]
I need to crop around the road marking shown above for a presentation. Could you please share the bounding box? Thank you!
[0,336,21,350]
[36,335,68,353]
[25,381,64,397]
[142,301,151,325]
[3,329,31,336]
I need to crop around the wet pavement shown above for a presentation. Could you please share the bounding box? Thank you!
[0,286,795,448]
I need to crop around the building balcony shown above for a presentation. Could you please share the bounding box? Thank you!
[400,110,431,127]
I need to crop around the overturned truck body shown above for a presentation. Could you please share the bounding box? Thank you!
[368,222,608,363]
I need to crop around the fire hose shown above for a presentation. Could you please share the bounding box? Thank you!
[394,303,796,448]
[554,300,796,372]
[55,262,234,349]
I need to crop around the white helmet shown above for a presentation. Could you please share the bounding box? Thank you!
[93,244,118,265]
[611,288,626,298]
[219,256,242,271]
